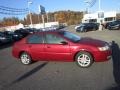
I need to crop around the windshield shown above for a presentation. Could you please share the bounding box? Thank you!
[59,31,81,42]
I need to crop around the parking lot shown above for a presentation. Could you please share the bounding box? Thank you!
[0,26,120,90]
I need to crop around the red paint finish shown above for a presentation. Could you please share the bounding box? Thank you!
[27,44,45,60]
[44,44,71,61]
[12,30,112,63]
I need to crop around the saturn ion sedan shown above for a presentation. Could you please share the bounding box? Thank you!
[12,30,112,68]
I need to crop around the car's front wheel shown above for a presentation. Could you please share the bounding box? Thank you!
[20,52,32,65]
[75,51,93,68]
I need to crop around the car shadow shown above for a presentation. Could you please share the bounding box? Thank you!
[0,43,13,50]
[13,62,48,84]
[106,41,120,90]
[2,62,48,89]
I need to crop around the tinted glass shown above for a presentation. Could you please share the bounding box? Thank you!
[59,31,81,42]
[27,34,43,44]
[45,34,64,44]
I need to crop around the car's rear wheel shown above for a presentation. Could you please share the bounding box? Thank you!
[20,52,32,65]
[75,51,93,68]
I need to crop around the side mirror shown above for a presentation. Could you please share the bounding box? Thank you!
[60,41,68,45]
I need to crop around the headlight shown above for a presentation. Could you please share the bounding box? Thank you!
[98,45,109,51]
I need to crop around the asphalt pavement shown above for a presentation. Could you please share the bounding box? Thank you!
[0,26,120,90]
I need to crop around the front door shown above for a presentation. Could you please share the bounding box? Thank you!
[44,33,71,61]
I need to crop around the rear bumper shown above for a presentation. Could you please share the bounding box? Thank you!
[12,44,20,59]
[12,48,19,58]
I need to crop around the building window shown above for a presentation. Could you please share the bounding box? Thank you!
[89,19,97,23]
[104,17,115,22]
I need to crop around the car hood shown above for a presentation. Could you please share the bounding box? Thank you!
[79,37,107,47]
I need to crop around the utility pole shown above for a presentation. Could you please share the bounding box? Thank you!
[28,1,33,28]
[38,5,41,24]
[54,14,57,22]
[98,0,104,31]
[46,11,49,22]
[38,13,40,24]
[99,0,101,11]
[84,0,89,14]
[42,14,45,28]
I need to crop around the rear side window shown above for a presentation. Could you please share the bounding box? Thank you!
[27,34,43,44]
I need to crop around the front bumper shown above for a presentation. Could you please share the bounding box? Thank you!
[93,50,112,62]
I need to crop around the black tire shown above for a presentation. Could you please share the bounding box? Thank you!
[108,27,111,30]
[75,51,93,68]
[83,29,87,32]
[80,27,84,32]
[93,27,96,31]
[20,52,32,65]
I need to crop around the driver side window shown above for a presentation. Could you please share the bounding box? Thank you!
[45,34,64,44]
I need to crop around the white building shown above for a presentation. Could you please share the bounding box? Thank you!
[32,22,59,29]
[82,11,117,24]
[0,22,59,31]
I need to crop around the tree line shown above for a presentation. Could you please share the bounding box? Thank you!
[0,10,83,27]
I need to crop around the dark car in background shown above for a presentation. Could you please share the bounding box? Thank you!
[58,24,66,29]
[75,23,99,32]
[14,29,29,38]
[50,24,66,30]
[3,31,23,41]
[25,28,37,34]
[0,32,13,45]
[107,20,120,30]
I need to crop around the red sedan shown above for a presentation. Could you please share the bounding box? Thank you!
[12,30,112,68]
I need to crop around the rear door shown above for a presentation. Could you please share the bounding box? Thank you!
[26,33,45,60]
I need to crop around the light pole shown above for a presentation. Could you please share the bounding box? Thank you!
[84,0,89,14]
[98,0,101,11]
[46,11,49,22]
[28,1,33,27]
[54,14,57,22]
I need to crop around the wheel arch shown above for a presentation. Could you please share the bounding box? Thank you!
[19,51,32,59]
[73,50,94,61]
